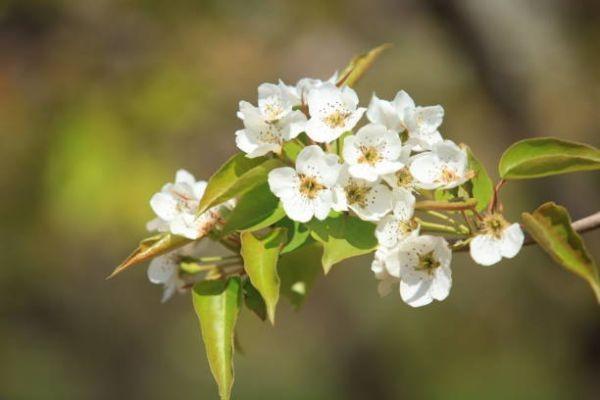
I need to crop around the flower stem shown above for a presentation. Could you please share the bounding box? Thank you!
[416,218,465,235]
[415,199,478,211]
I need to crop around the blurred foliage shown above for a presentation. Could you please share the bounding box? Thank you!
[1,0,599,399]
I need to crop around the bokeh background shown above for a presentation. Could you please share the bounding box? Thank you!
[1,0,599,398]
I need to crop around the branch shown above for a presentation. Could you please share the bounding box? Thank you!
[452,211,600,252]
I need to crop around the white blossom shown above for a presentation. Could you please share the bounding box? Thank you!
[305,83,365,143]
[235,101,306,158]
[268,145,341,222]
[375,188,419,248]
[295,72,338,104]
[342,123,404,182]
[409,140,470,190]
[333,165,393,221]
[470,215,525,266]
[393,235,453,307]
[367,90,444,150]
[148,169,231,239]
[371,247,399,297]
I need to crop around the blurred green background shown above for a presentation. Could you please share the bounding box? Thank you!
[1,0,599,398]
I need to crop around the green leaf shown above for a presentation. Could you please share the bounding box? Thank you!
[336,43,392,88]
[282,140,304,163]
[522,202,600,303]
[243,280,267,321]
[198,153,284,214]
[499,137,600,180]
[108,233,190,279]
[309,214,377,273]
[240,229,287,324]
[277,217,312,254]
[192,277,242,400]
[464,145,494,211]
[279,242,323,309]
[221,183,285,235]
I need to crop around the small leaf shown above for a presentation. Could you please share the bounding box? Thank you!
[309,214,377,273]
[499,137,600,180]
[221,183,285,235]
[279,242,323,309]
[198,153,284,214]
[240,229,287,324]
[277,217,312,254]
[522,202,600,302]
[243,281,267,321]
[192,277,242,400]
[336,43,392,88]
[464,145,494,211]
[108,233,190,279]
[282,140,304,163]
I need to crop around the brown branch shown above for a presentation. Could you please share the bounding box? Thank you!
[453,211,600,251]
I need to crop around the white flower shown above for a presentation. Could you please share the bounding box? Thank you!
[268,145,341,222]
[375,188,419,248]
[257,81,299,121]
[381,147,416,191]
[371,247,399,297]
[470,215,525,266]
[409,140,470,190]
[332,165,392,221]
[235,102,306,158]
[295,72,338,104]
[148,169,231,239]
[304,83,365,143]
[394,235,453,307]
[148,252,186,303]
[342,123,404,182]
[367,90,443,150]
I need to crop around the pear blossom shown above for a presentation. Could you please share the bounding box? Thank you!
[367,90,443,150]
[295,72,338,104]
[371,247,399,297]
[333,166,393,221]
[268,145,341,222]
[375,188,419,248]
[257,81,300,121]
[148,169,231,240]
[470,214,525,266]
[342,123,404,182]
[409,140,470,189]
[381,147,417,192]
[393,235,453,307]
[305,83,365,143]
[235,101,306,158]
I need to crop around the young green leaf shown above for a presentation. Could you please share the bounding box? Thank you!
[464,145,494,211]
[499,137,600,179]
[198,153,284,214]
[243,281,267,321]
[240,229,287,324]
[336,43,392,88]
[192,277,242,400]
[309,214,377,273]
[522,202,600,303]
[282,140,304,163]
[277,217,312,254]
[221,183,285,235]
[108,233,190,279]
[278,242,323,309]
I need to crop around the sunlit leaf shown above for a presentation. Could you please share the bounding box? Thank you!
[192,277,242,400]
[276,217,312,254]
[279,242,323,309]
[464,145,494,211]
[336,43,392,88]
[499,137,600,179]
[240,229,287,324]
[309,214,377,273]
[221,183,285,235]
[522,202,600,303]
[243,281,267,322]
[108,233,190,279]
[282,140,304,163]
[198,153,284,214]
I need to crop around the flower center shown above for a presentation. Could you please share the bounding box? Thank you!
[258,125,282,145]
[395,167,413,188]
[440,166,459,183]
[261,97,285,121]
[344,182,371,208]
[398,219,418,236]
[323,110,350,128]
[482,214,508,239]
[358,146,381,166]
[416,251,440,275]
[298,174,325,199]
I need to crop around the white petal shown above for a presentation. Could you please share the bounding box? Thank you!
[392,188,416,221]
[400,274,434,307]
[280,192,313,222]
[392,90,415,115]
[268,167,298,196]
[409,152,443,189]
[175,169,196,185]
[146,217,169,232]
[470,234,503,266]
[367,94,402,131]
[430,266,452,301]
[147,255,176,284]
[375,215,401,248]
[150,192,179,221]
[350,183,392,221]
[348,164,379,182]
[499,223,525,259]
